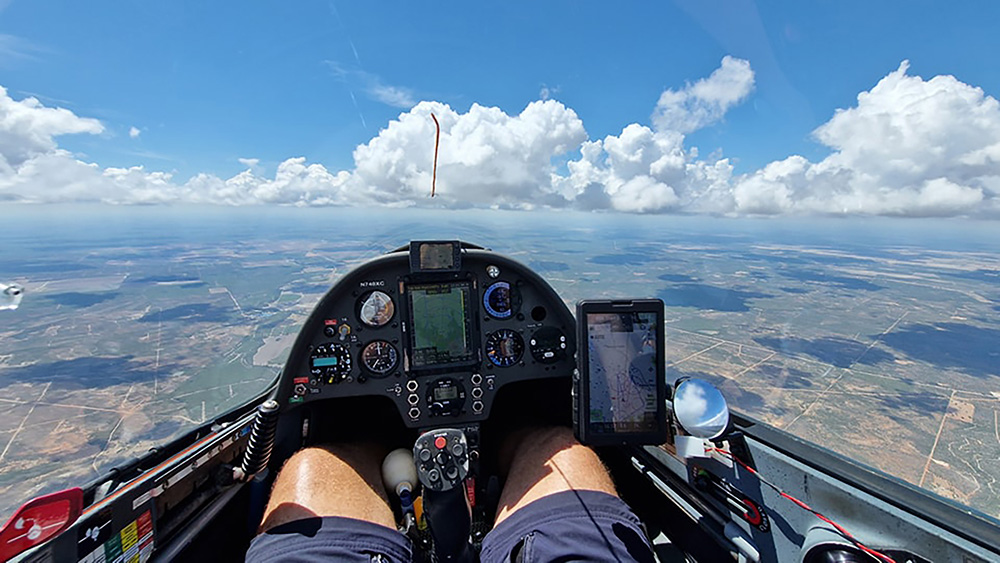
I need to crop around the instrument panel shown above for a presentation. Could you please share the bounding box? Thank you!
[275,243,576,428]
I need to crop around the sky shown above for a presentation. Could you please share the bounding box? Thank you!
[2,1,1000,217]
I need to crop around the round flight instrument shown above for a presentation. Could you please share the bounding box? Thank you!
[529,327,567,364]
[358,290,394,327]
[310,343,352,384]
[483,281,520,319]
[361,340,398,376]
[485,329,524,367]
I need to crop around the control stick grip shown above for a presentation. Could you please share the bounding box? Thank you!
[414,429,472,562]
[414,429,470,491]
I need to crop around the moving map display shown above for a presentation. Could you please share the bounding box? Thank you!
[587,311,660,434]
[408,282,474,368]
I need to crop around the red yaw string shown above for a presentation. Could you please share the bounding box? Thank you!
[430,113,440,197]
[707,448,896,563]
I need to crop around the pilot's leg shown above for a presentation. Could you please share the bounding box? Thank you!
[247,444,412,563]
[494,426,615,523]
[482,426,654,562]
[260,443,394,530]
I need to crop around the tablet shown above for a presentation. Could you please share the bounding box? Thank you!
[574,299,666,446]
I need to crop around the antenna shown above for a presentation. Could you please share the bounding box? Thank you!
[430,113,440,197]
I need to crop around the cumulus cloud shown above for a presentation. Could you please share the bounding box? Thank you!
[3,58,1000,218]
[732,61,1000,217]
[0,86,352,205]
[178,158,353,205]
[0,86,103,167]
[558,132,735,213]
[350,100,586,208]
[555,56,751,213]
[129,126,140,139]
[652,55,755,134]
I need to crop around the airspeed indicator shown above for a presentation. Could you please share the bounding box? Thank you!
[362,340,398,376]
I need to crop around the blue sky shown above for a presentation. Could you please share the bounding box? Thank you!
[2,1,1000,216]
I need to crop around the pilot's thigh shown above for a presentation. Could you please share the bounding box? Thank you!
[480,490,653,563]
[246,516,412,563]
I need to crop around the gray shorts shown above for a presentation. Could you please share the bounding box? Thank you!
[246,490,653,562]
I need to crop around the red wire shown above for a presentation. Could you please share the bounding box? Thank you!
[706,448,896,563]
[430,113,440,197]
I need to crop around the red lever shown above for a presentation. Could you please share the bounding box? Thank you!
[0,488,83,562]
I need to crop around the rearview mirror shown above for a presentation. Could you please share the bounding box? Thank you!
[672,378,730,439]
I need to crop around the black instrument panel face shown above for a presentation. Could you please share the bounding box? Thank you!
[280,248,576,428]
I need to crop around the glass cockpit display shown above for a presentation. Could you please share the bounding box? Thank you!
[407,281,476,369]
[575,299,666,445]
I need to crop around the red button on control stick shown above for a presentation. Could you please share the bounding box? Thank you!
[434,436,447,449]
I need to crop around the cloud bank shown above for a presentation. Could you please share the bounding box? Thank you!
[2,59,999,217]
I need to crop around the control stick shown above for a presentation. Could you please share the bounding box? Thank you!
[413,428,472,562]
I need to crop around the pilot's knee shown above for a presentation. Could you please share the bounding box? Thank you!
[515,425,580,454]
[286,445,330,463]
[277,443,382,481]
[527,426,616,489]
[280,446,331,473]
[505,426,603,474]
[534,425,577,445]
